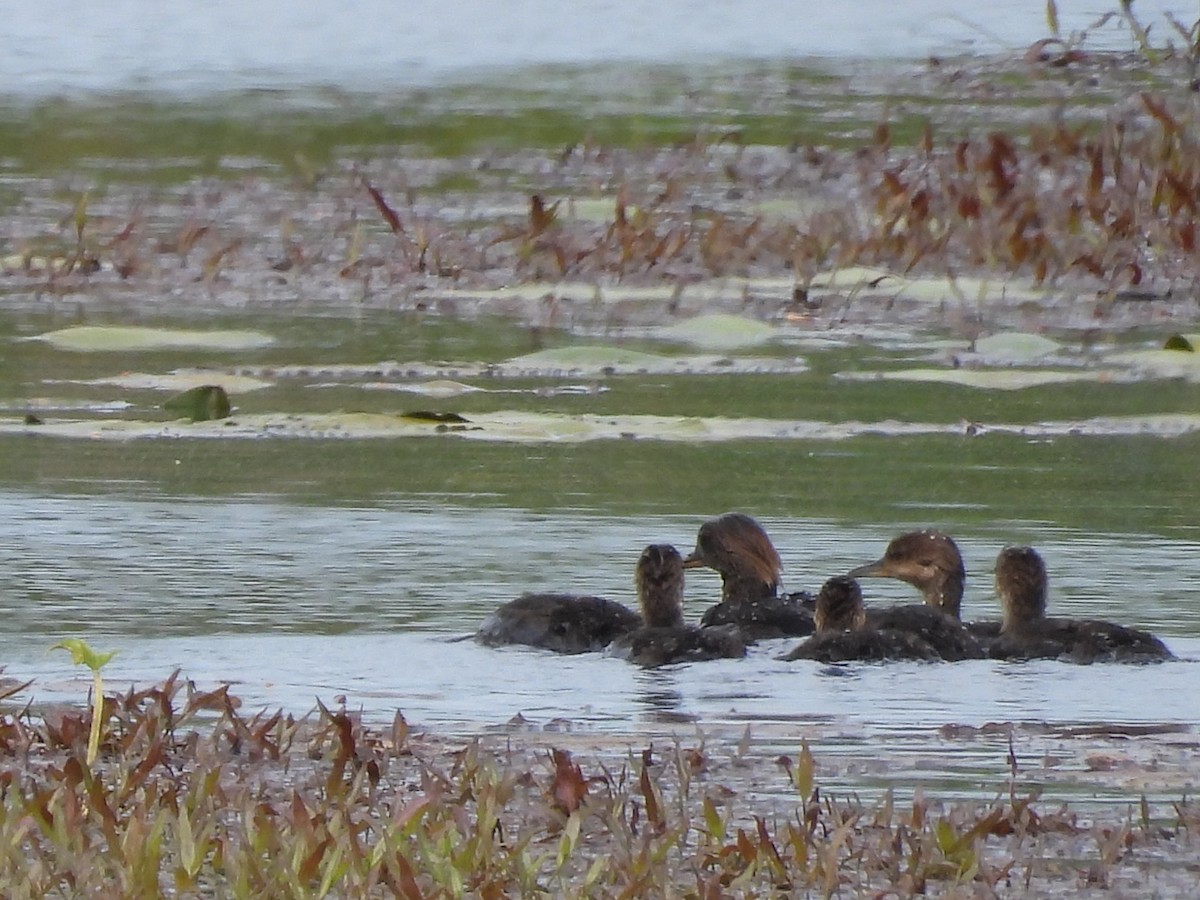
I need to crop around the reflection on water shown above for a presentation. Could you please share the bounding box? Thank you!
[3,489,1198,739]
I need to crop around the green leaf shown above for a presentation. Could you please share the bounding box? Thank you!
[1046,0,1061,38]
[935,818,958,854]
[556,811,582,869]
[703,796,726,843]
[318,843,347,898]
[795,740,814,798]
[581,855,607,890]
[51,638,117,672]
[1163,334,1196,352]
[177,807,197,876]
[973,331,1061,362]
[73,191,90,243]
[653,314,778,350]
[841,368,1100,390]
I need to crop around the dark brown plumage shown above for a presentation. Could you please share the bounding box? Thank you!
[782,576,940,663]
[610,544,746,667]
[684,512,814,640]
[864,606,984,661]
[988,546,1173,664]
[849,530,966,618]
[848,531,983,659]
[475,593,641,654]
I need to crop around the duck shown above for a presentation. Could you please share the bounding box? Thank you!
[475,588,641,654]
[609,544,746,667]
[682,512,815,640]
[848,530,965,617]
[781,576,940,662]
[987,546,1174,664]
[847,531,984,660]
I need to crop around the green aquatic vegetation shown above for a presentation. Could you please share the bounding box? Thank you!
[163,384,232,422]
[50,638,116,766]
[0,93,817,181]
[8,407,1200,444]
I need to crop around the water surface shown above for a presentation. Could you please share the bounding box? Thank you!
[3,0,1194,97]
[5,492,1196,728]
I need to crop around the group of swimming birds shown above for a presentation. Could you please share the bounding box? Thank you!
[474,513,1174,668]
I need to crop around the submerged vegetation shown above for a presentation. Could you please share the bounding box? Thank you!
[0,670,1197,896]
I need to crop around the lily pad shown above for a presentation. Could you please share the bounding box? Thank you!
[1108,348,1200,381]
[651,314,777,350]
[5,397,134,413]
[565,197,639,222]
[749,198,825,222]
[839,369,1106,390]
[810,267,1049,305]
[972,332,1061,362]
[381,380,484,398]
[31,325,275,353]
[501,347,806,377]
[68,371,273,393]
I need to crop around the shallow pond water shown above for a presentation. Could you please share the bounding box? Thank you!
[4,490,1198,809]
[4,491,1197,720]
[4,0,1194,97]
[4,310,1198,734]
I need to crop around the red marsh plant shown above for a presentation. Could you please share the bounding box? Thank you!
[340,90,1200,299]
[6,54,1200,317]
[0,670,1196,896]
[858,94,1200,292]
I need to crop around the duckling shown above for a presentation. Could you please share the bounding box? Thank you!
[609,544,746,667]
[683,512,815,640]
[782,576,940,662]
[988,546,1173,664]
[475,590,641,654]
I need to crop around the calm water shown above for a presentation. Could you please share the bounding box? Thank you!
[2,0,1194,96]
[4,492,1197,734]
